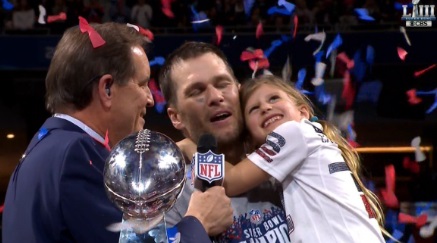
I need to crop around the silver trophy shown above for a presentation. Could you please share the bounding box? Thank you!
[104,129,186,243]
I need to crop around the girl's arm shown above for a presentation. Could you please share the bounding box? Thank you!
[224,158,271,196]
[176,138,271,196]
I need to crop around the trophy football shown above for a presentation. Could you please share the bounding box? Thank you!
[104,129,186,243]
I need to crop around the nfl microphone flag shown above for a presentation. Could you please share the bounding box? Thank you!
[193,134,225,191]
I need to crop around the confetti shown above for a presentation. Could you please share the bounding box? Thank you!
[161,0,175,18]
[354,8,375,21]
[311,62,326,86]
[380,164,399,208]
[398,213,427,227]
[411,136,426,162]
[263,39,283,58]
[281,56,292,82]
[341,71,355,109]
[2,0,13,10]
[414,64,437,77]
[292,15,298,38]
[304,31,326,56]
[38,5,47,24]
[149,56,165,67]
[419,216,437,238]
[277,0,295,13]
[337,52,355,69]
[326,34,343,59]
[215,25,223,45]
[38,127,48,140]
[47,12,67,23]
[400,27,412,46]
[243,0,255,16]
[402,157,420,174]
[103,130,110,151]
[267,6,293,16]
[406,89,422,105]
[149,78,167,114]
[256,22,263,39]
[397,47,408,61]
[79,16,106,48]
[366,45,375,65]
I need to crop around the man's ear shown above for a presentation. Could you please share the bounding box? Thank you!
[98,74,114,108]
[167,107,185,130]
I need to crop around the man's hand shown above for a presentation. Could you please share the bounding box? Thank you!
[185,186,233,236]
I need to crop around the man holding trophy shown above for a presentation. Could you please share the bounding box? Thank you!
[2,21,233,243]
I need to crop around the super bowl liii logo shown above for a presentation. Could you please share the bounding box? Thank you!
[402,0,436,27]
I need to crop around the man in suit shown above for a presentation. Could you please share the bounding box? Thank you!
[2,22,233,243]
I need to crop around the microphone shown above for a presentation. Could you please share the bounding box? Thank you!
[193,134,225,192]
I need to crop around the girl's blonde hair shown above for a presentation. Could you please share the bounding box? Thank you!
[240,75,388,236]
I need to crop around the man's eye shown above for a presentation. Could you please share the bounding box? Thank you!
[188,89,201,97]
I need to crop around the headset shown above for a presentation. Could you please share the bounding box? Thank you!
[105,81,112,96]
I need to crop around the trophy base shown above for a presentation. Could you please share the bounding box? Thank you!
[119,214,168,243]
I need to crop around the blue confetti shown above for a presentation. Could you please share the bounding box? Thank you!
[326,34,343,59]
[296,68,306,90]
[267,6,293,16]
[38,128,48,140]
[366,45,375,65]
[314,51,325,63]
[149,56,165,67]
[277,0,295,14]
[2,0,13,10]
[355,8,375,21]
[263,39,283,58]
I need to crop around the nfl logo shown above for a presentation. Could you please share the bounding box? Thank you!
[249,209,262,224]
[195,150,224,183]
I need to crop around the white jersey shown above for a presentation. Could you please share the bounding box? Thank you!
[166,167,291,243]
[248,119,385,243]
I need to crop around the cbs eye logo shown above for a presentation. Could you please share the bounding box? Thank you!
[411,21,430,26]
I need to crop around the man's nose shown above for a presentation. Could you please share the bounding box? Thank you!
[145,86,154,107]
[206,86,224,106]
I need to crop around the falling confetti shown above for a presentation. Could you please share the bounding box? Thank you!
[397,47,408,61]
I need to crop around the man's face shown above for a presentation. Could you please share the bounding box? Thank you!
[167,53,244,146]
[109,46,154,145]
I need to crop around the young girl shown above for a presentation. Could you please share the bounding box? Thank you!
[224,75,386,242]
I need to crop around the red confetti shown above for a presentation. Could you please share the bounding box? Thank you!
[0,204,4,213]
[397,47,408,61]
[47,12,66,23]
[380,164,399,208]
[78,16,106,48]
[399,213,428,227]
[89,160,93,165]
[402,157,420,174]
[292,15,298,38]
[336,52,355,70]
[149,78,166,104]
[161,0,174,18]
[341,71,355,110]
[414,64,437,77]
[240,49,264,61]
[138,27,154,41]
[256,22,263,39]
[406,89,422,105]
[103,130,110,151]
[215,25,223,45]
[249,59,270,71]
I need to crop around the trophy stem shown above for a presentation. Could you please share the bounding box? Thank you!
[118,213,168,243]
